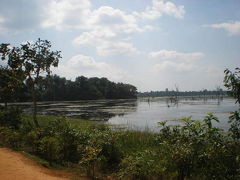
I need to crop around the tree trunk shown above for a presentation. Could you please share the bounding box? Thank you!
[32,84,39,127]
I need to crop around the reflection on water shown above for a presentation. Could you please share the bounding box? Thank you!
[9,97,239,131]
[108,97,239,131]
[10,99,138,121]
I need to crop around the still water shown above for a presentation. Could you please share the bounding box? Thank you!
[10,97,239,131]
[108,97,239,131]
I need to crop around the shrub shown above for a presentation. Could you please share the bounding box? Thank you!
[42,118,87,163]
[39,136,62,164]
[0,106,22,129]
[23,129,42,154]
[228,110,240,140]
[118,150,167,180]
[0,126,21,149]
[79,127,122,178]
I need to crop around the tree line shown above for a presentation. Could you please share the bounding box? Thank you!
[138,89,226,97]
[11,75,137,102]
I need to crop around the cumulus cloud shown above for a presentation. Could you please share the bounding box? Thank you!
[134,0,185,20]
[42,0,185,30]
[72,5,144,56]
[41,0,185,56]
[0,0,185,56]
[55,55,128,81]
[72,5,148,56]
[207,21,240,35]
[73,30,140,56]
[41,0,91,29]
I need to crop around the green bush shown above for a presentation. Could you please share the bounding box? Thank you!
[42,118,87,163]
[39,136,62,164]
[0,126,21,149]
[79,127,122,178]
[0,106,22,129]
[118,150,167,180]
[23,129,42,154]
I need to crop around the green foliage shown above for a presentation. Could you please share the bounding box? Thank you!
[14,75,138,101]
[155,114,239,180]
[23,129,41,153]
[0,126,21,149]
[224,67,240,103]
[118,150,167,180]
[228,110,240,140]
[79,126,122,177]
[0,106,22,129]
[0,66,24,106]
[39,136,62,164]
[42,119,86,162]
[116,130,157,155]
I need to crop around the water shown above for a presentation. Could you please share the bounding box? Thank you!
[8,97,239,131]
[108,97,239,131]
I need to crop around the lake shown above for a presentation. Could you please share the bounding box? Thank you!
[9,97,239,131]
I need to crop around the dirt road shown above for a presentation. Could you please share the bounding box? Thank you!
[0,148,71,180]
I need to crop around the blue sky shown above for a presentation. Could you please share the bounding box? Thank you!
[0,0,239,91]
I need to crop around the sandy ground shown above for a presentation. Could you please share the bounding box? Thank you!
[0,148,72,180]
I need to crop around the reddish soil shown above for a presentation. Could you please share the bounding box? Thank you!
[0,148,74,180]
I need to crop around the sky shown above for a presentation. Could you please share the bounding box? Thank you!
[0,0,239,92]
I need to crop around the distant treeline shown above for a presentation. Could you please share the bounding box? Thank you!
[9,75,137,102]
[138,89,227,97]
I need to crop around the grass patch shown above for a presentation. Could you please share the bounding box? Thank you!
[22,114,99,129]
[116,130,157,155]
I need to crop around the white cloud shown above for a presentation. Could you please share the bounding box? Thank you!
[72,5,148,56]
[0,0,186,57]
[134,0,185,20]
[72,6,143,56]
[42,0,91,29]
[42,0,185,56]
[149,50,204,61]
[55,55,128,81]
[73,30,140,56]
[90,6,144,34]
[42,0,185,30]
[0,0,186,56]
[208,21,240,35]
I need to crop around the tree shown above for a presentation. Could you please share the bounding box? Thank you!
[224,67,240,104]
[0,44,24,107]
[0,66,23,107]
[0,39,61,127]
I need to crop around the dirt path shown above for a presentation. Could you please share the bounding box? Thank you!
[0,148,73,180]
